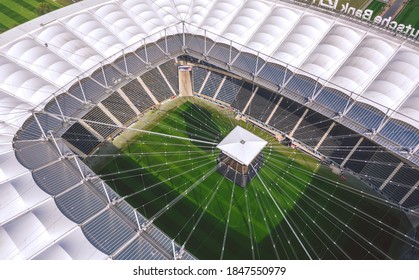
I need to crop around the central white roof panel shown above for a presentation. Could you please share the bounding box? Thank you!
[217,126,268,166]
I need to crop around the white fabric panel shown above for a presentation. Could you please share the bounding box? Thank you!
[0,122,17,135]
[35,24,104,73]
[271,14,333,68]
[64,12,125,58]
[246,6,302,55]
[0,94,32,127]
[121,0,167,36]
[301,24,364,80]
[32,243,73,260]
[2,211,53,259]
[153,0,181,26]
[0,134,14,154]
[330,36,397,95]
[359,49,419,112]
[221,0,272,46]
[0,182,27,224]
[0,152,30,181]
[1,199,75,259]
[217,126,267,166]
[182,0,214,26]
[0,173,49,225]
[32,199,75,240]
[2,38,81,87]
[35,228,108,260]
[92,4,146,48]
[199,0,245,39]
[0,56,58,106]
[0,227,23,259]
[394,86,419,126]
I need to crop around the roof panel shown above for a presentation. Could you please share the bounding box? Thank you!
[360,49,419,112]
[330,36,397,94]
[217,126,268,166]
[301,24,364,80]
[272,14,333,68]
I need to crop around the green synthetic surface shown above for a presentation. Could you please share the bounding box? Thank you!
[0,0,73,33]
[346,0,372,9]
[396,0,419,29]
[92,98,410,259]
[367,0,386,18]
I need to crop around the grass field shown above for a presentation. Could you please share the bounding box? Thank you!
[367,0,387,18]
[91,97,411,259]
[0,0,74,33]
[396,0,419,29]
[346,0,373,9]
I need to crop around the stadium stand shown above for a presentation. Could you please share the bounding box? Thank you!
[257,62,292,89]
[159,61,179,94]
[359,150,401,188]
[200,71,224,98]
[230,82,254,112]
[121,79,156,112]
[318,124,362,165]
[68,78,104,102]
[344,139,380,174]
[61,123,101,155]
[114,52,146,75]
[140,67,175,102]
[245,87,281,123]
[2,0,418,261]
[285,74,320,99]
[346,103,386,131]
[192,66,209,94]
[315,87,352,115]
[269,98,306,133]
[101,92,137,125]
[82,107,117,139]
[380,119,419,151]
[293,111,334,148]
[216,76,243,104]
[383,166,419,203]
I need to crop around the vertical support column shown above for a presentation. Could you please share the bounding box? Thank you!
[117,89,141,115]
[78,78,87,103]
[288,108,309,137]
[48,131,63,157]
[33,112,47,139]
[242,86,258,114]
[314,122,336,151]
[399,180,419,205]
[198,71,211,94]
[97,103,123,127]
[102,181,112,203]
[101,64,108,88]
[137,77,159,104]
[79,119,105,141]
[157,66,176,96]
[213,76,226,101]
[341,137,364,167]
[266,96,283,125]
[379,162,404,191]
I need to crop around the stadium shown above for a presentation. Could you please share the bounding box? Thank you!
[0,0,418,260]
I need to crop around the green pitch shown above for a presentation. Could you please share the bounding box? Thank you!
[0,0,73,33]
[396,0,419,30]
[91,97,410,259]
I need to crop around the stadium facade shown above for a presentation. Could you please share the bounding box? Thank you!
[0,0,418,259]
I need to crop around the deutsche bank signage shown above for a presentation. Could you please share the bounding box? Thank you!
[304,0,418,39]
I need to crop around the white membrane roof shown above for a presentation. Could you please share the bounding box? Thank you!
[0,0,418,260]
[217,126,268,166]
